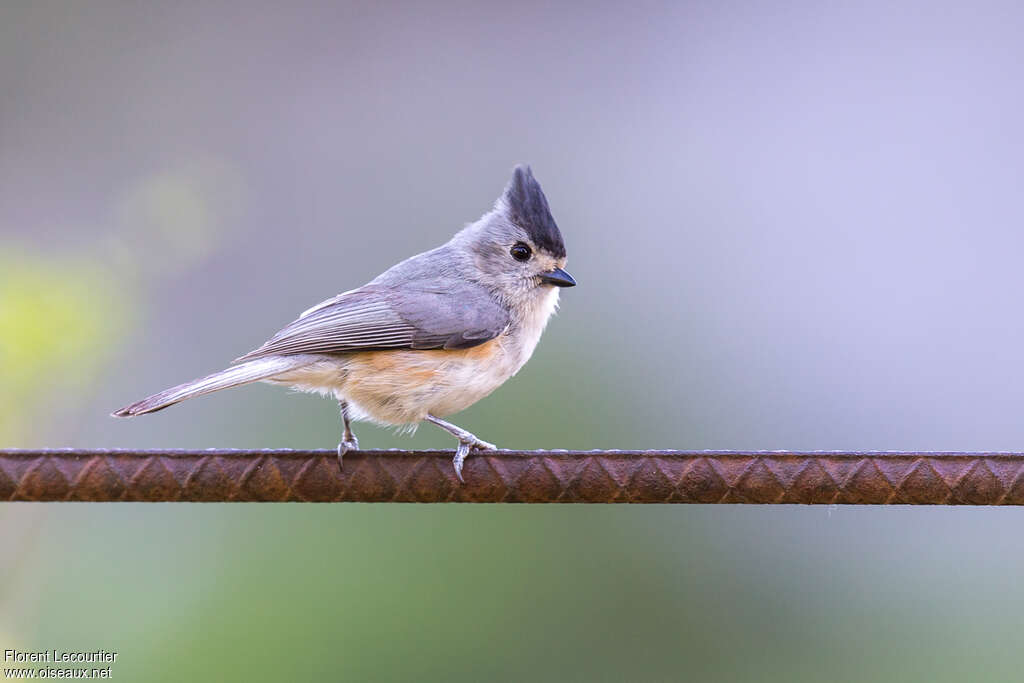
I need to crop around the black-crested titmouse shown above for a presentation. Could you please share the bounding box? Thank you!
[114,165,575,481]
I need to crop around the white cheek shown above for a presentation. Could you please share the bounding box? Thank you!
[544,286,560,315]
[532,286,560,320]
[509,287,560,371]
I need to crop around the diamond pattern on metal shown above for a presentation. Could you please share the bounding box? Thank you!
[3,450,1024,503]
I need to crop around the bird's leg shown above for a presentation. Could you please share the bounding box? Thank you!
[424,414,496,482]
[336,400,359,471]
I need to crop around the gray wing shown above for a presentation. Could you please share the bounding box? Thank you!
[235,281,509,362]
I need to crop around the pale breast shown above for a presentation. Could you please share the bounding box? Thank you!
[339,337,517,423]
[270,287,560,426]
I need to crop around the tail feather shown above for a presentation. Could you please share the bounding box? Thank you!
[112,357,307,417]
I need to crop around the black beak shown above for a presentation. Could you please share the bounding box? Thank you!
[539,267,576,287]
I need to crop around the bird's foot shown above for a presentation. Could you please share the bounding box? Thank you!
[336,436,359,472]
[452,437,497,483]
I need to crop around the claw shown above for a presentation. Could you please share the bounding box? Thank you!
[451,438,497,483]
[336,437,359,472]
[453,441,471,483]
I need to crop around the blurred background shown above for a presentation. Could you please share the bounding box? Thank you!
[3,0,1024,679]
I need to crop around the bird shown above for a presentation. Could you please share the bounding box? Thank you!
[113,165,575,481]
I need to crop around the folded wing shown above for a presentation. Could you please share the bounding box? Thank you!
[236,281,509,362]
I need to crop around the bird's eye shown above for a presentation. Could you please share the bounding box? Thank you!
[510,243,532,261]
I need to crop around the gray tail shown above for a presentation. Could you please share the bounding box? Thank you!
[112,357,307,417]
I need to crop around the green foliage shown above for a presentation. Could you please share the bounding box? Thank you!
[0,250,129,441]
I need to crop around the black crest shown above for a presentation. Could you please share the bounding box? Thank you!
[503,165,566,258]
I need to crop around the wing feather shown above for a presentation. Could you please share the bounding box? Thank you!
[236,282,508,362]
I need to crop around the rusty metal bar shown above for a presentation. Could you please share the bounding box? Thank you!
[2,449,1023,503]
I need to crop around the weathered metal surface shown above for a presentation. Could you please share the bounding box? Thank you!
[2,449,1023,503]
